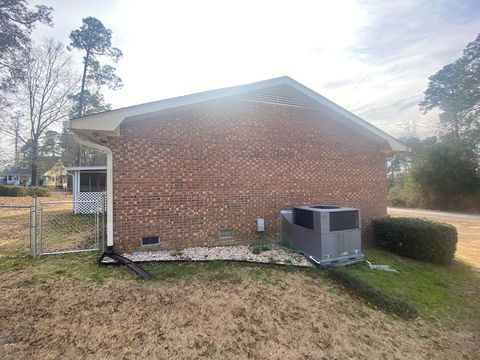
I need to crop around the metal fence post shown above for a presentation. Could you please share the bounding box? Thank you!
[39,206,43,256]
[30,195,37,258]
[102,194,106,252]
[95,198,99,249]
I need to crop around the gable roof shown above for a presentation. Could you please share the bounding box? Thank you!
[8,168,31,175]
[65,76,408,153]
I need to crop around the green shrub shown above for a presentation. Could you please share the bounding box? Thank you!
[326,268,419,320]
[0,185,50,197]
[372,217,457,265]
[26,187,50,197]
[387,173,424,208]
[387,187,407,207]
[0,185,27,196]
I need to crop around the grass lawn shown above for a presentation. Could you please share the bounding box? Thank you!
[338,248,480,331]
[0,251,479,359]
[1,199,479,358]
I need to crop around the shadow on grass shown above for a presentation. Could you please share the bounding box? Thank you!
[339,247,480,330]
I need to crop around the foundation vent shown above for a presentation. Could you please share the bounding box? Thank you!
[219,229,234,239]
[142,236,159,246]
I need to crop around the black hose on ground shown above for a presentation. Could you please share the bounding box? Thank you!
[99,251,151,279]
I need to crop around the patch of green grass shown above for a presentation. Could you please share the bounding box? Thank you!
[249,243,271,254]
[326,268,419,320]
[0,257,32,274]
[143,259,309,285]
[268,256,278,263]
[0,252,131,283]
[0,253,304,287]
[340,248,480,330]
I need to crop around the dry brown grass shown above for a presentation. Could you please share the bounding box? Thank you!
[0,260,478,360]
[0,201,478,358]
[388,209,480,269]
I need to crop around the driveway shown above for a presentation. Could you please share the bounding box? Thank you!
[388,207,480,269]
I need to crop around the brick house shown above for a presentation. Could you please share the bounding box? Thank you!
[66,77,407,253]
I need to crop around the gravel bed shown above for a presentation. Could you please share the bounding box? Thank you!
[101,244,314,267]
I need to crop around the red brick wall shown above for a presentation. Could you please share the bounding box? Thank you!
[106,98,388,252]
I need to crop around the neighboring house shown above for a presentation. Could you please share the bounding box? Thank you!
[43,161,68,188]
[65,76,408,253]
[65,166,106,213]
[5,156,63,187]
[6,168,34,186]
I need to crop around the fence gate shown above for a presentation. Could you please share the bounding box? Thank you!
[38,198,105,256]
[0,203,34,258]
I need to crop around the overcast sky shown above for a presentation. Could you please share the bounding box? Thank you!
[32,0,480,137]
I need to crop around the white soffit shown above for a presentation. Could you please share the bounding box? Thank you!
[66,76,408,152]
[65,166,107,172]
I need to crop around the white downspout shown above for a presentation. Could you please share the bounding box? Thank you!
[73,134,114,249]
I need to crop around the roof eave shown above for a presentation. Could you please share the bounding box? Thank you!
[65,76,408,153]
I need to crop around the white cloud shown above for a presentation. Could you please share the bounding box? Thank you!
[30,0,480,139]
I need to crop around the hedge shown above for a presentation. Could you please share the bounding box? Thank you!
[372,217,457,265]
[326,268,419,320]
[0,185,50,197]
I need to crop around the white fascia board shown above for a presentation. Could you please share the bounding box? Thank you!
[66,76,408,153]
[66,77,290,133]
[283,78,409,152]
[65,166,107,172]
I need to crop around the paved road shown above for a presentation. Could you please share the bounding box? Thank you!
[388,207,480,269]
[388,207,480,221]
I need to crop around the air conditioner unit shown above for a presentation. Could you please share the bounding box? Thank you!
[280,205,363,266]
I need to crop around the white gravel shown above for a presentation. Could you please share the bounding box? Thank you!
[101,244,313,267]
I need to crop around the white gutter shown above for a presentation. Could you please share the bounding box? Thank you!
[73,134,114,249]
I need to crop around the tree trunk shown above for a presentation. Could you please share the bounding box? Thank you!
[14,128,19,166]
[31,138,39,186]
[74,143,82,166]
[75,51,90,166]
[13,115,21,166]
[78,51,90,118]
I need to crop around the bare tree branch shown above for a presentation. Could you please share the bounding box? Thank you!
[5,39,80,184]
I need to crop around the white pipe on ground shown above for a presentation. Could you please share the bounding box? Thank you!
[73,134,114,248]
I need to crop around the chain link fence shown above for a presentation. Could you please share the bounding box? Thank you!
[0,195,105,258]
[0,203,34,258]
[39,199,105,255]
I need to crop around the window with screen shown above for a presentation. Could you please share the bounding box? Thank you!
[98,174,106,191]
[79,173,107,192]
[329,211,359,231]
[80,173,90,192]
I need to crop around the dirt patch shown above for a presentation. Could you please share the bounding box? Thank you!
[388,209,480,269]
[0,266,478,359]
